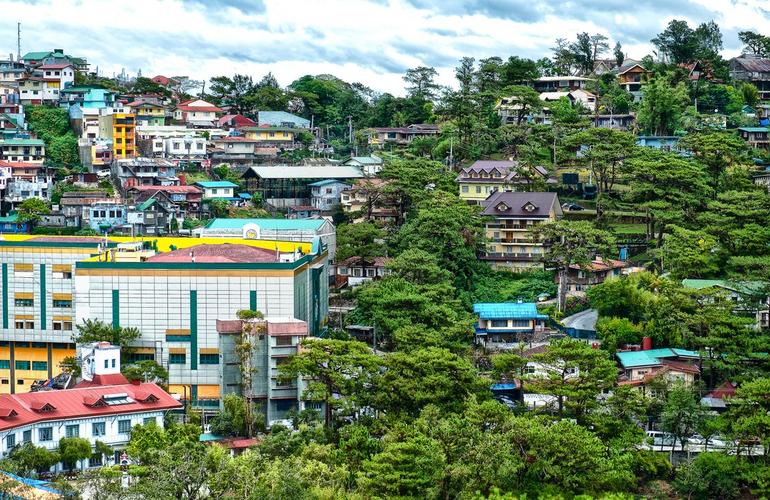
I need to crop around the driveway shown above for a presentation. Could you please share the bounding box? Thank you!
[562,308,598,331]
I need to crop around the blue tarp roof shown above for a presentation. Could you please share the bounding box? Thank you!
[237,192,252,199]
[473,302,548,320]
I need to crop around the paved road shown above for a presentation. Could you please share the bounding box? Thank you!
[562,308,598,331]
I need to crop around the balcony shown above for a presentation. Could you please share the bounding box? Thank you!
[481,252,542,262]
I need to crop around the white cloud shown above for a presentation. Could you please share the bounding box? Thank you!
[0,0,768,95]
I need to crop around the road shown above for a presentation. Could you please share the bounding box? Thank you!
[561,308,598,331]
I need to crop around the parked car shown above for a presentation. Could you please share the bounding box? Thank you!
[688,434,728,448]
[646,430,675,447]
[562,202,585,211]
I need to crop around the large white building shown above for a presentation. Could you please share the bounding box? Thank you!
[0,342,181,471]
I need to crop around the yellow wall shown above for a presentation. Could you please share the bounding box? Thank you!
[244,130,295,142]
[459,182,501,202]
[113,113,136,159]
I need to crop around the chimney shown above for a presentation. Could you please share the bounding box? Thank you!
[642,336,652,351]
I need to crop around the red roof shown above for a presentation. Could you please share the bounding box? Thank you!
[151,75,171,85]
[569,258,627,272]
[218,114,257,128]
[0,382,181,431]
[177,105,222,113]
[130,185,201,194]
[74,373,129,388]
[707,381,738,399]
[0,161,43,168]
[146,244,278,263]
[38,63,74,70]
[267,319,308,336]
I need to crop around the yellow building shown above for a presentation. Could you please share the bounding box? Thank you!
[112,112,136,159]
[480,191,562,271]
[126,100,166,126]
[242,126,298,143]
[458,160,554,204]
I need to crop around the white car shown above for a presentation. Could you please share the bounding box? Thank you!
[646,430,675,447]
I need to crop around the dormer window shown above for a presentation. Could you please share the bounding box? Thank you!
[522,202,538,212]
[496,202,509,212]
[30,400,56,413]
[0,408,17,418]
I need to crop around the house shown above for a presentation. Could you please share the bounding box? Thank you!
[539,89,596,112]
[616,345,701,388]
[127,185,202,215]
[0,213,30,234]
[151,136,207,167]
[286,205,322,219]
[241,126,303,153]
[126,197,173,236]
[125,100,166,127]
[729,54,770,101]
[636,136,681,151]
[21,49,88,72]
[309,179,351,212]
[340,178,398,224]
[61,87,115,109]
[242,165,364,209]
[257,111,310,129]
[1,161,54,206]
[343,155,383,176]
[366,124,439,147]
[594,114,636,131]
[195,181,238,199]
[60,190,116,228]
[218,317,312,425]
[0,139,45,163]
[473,302,551,349]
[457,160,555,204]
[17,76,60,104]
[197,218,337,260]
[112,157,178,190]
[533,76,594,92]
[737,127,769,149]
[173,99,222,127]
[564,258,628,295]
[480,191,563,271]
[0,342,180,472]
[210,136,261,164]
[682,279,769,330]
[217,114,257,130]
[37,63,75,91]
[754,169,770,192]
[98,107,136,159]
[614,60,648,101]
[336,256,390,287]
[88,202,127,233]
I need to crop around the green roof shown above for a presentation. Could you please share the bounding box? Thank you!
[204,218,327,231]
[0,139,45,146]
[616,348,700,368]
[21,51,52,60]
[195,181,238,189]
[0,213,19,223]
[738,127,769,132]
[137,199,156,211]
[682,279,766,295]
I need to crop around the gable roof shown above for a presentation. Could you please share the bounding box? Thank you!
[195,181,238,189]
[308,179,350,187]
[480,191,559,218]
[616,348,700,369]
[257,111,310,128]
[244,165,364,180]
[473,302,548,320]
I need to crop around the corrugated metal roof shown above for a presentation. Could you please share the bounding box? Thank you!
[616,348,700,368]
[257,111,310,127]
[245,165,364,180]
[473,302,548,320]
[204,218,328,231]
[195,181,238,188]
[308,179,350,187]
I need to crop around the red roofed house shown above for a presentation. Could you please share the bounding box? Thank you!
[564,257,629,296]
[173,99,222,128]
[0,342,181,471]
[218,114,257,130]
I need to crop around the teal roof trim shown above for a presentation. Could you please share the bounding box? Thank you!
[738,127,769,132]
[473,302,548,320]
[616,348,700,368]
[308,179,349,187]
[195,181,238,188]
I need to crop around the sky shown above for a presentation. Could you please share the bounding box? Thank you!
[1,0,769,95]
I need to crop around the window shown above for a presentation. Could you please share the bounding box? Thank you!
[39,427,52,442]
[0,360,9,369]
[461,185,469,193]
[118,419,131,434]
[25,321,34,329]
[6,433,14,450]
[53,299,72,308]
[53,321,73,331]
[53,270,72,279]
[15,361,30,371]
[199,354,219,365]
[32,361,47,371]
[64,425,80,438]
[169,353,186,364]
[366,268,376,277]
[22,430,31,443]
[89,454,103,467]
[511,320,530,328]
[14,298,33,307]
[16,380,23,385]
[92,422,105,437]
[104,359,109,369]
[143,417,155,426]
[490,320,507,328]
[275,336,293,347]
[211,188,218,194]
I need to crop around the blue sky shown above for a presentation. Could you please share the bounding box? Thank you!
[1,0,768,94]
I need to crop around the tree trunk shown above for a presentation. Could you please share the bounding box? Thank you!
[557,268,567,313]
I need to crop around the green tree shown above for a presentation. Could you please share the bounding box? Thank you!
[209,393,264,437]
[58,437,92,470]
[126,421,169,464]
[728,377,770,457]
[499,85,542,126]
[660,384,705,451]
[16,198,50,224]
[209,198,230,218]
[2,442,59,475]
[121,359,169,387]
[534,220,616,312]
[637,73,690,135]
[660,225,721,279]
[358,433,446,499]
[587,274,651,323]
[677,131,749,185]
[335,222,386,262]
[595,316,644,353]
[73,319,141,348]
[403,66,440,100]
[528,338,618,419]
[674,453,740,500]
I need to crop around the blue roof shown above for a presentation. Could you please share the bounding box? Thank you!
[308,179,348,187]
[258,111,310,128]
[491,383,517,390]
[473,302,548,320]
[616,348,700,368]
[237,193,252,199]
[195,181,238,188]
[204,218,327,231]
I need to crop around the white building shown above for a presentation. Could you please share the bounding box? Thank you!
[0,342,181,471]
[173,99,222,127]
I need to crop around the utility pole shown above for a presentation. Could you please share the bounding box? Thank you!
[17,22,21,62]
[347,115,353,144]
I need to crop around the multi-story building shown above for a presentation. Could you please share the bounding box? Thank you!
[0,138,45,163]
[309,179,351,212]
[473,302,551,349]
[0,59,27,83]
[88,202,127,232]
[112,157,178,190]
[173,99,221,127]
[614,60,648,102]
[18,77,57,105]
[532,76,594,93]
[2,161,54,206]
[99,108,136,159]
[480,191,562,271]
[242,165,363,209]
[366,124,439,147]
[729,54,770,101]
[152,136,207,166]
[241,126,302,152]
[340,178,398,225]
[60,191,116,228]
[126,100,167,127]
[738,127,769,149]
[127,185,203,215]
[217,317,310,424]
[0,342,180,471]
[195,181,238,199]
[37,63,75,93]
[457,160,555,204]
[0,235,329,410]
[564,258,628,295]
